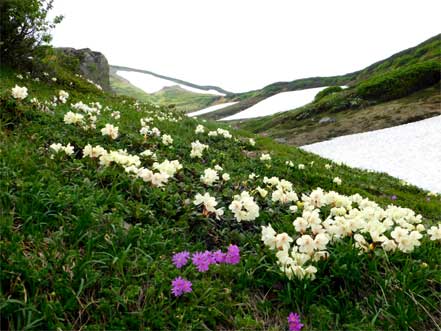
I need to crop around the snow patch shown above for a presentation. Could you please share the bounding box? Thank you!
[220,87,328,121]
[187,102,238,117]
[301,116,441,193]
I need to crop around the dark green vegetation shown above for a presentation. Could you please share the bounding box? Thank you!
[109,66,225,112]
[0,0,63,68]
[314,86,343,102]
[202,33,440,121]
[1,61,441,331]
[355,61,440,102]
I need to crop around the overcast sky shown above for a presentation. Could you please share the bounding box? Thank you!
[50,0,440,92]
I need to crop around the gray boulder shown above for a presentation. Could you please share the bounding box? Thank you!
[319,117,336,124]
[57,47,111,91]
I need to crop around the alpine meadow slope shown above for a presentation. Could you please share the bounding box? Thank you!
[1,3,441,329]
[1,49,441,330]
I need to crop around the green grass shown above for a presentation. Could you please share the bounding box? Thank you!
[1,65,440,330]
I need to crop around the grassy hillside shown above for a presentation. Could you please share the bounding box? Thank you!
[109,67,155,103]
[149,86,223,113]
[1,64,441,331]
[203,34,441,121]
[109,67,221,113]
[240,83,441,145]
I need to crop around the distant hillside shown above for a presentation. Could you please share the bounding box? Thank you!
[240,83,441,146]
[111,65,232,95]
[109,66,231,112]
[202,34,441,120]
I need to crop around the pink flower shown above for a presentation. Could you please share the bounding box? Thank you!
[192,251,214,272]
[225,244,240,265]
[172,251,190,268]
[171,277,192,297]
[287,312,304,331]
[212,250,226,264]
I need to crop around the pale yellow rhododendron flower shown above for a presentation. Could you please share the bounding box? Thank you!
[229,191,260,222]
[101,124,119,140]
[262,188,431,281]
[200,168,219,186]
[11,85,28,100]
[260,153,271,161]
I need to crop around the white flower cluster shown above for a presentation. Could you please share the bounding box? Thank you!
[200,168,219,186]
[190,140,208,158]
[152,160,182,177]
[140,117,153,126]
[229,191,260,222]
[72,101,102,115]
[208,128,232,139]
[49,143,74,157]
[140,126,161,137]
[272,180,299,204]
[193,192,224,219]
[140,149,157,160]
[195,124,205,134]
[111,111,120,120]
[162,134,173,146]
[101,124,119,140]
[134,159,182,187]
[82,144,107,159]
[139,117,161,138]
[64,111,85,125]
[255,186,268,198]
[427,224,441,240]
[29,97,52,113]
[82,144,181,188]
[155,111,181,122]
[86,78,103,90]
[58,90,69,103]
[262,188,438,281]
[11,85,28,100]
[94,148,141,168]
[260,153,271,161]
[67,101,102,130]
[222,173,230,181]
[261,176,298,204]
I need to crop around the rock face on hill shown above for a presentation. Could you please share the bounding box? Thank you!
[57,47,111,91]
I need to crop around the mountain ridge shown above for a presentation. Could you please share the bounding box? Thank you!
[201,33,441,120]
[110,65,233,95]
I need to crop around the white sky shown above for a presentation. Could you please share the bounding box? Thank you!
[50,0,440,92]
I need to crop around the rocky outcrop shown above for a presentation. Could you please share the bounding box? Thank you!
[57,47,111,91]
